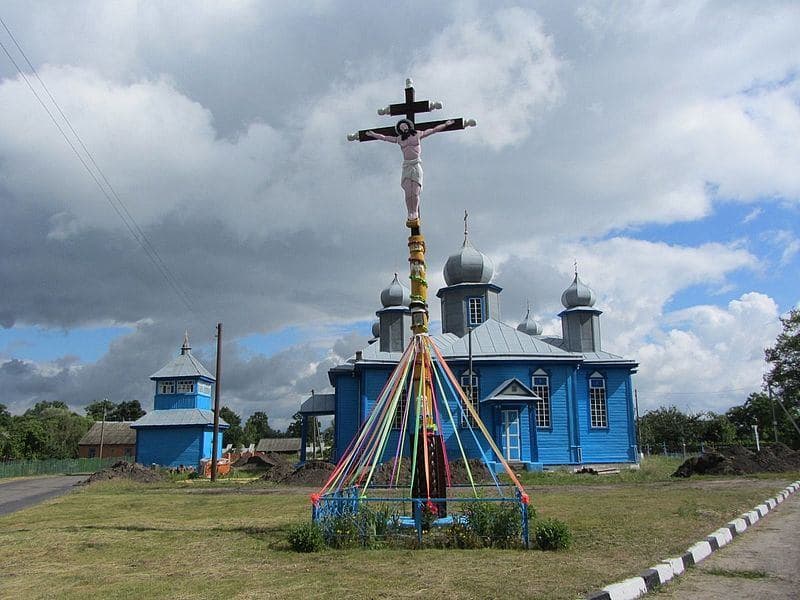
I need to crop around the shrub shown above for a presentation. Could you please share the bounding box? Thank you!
[463,501,524,548]
[534,517,572,551]
[446,521,483,549]
[323,514,361,549]
[287,522,324,553]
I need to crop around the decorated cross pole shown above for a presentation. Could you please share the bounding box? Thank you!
[348,79,475,515]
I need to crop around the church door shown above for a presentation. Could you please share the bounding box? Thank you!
[501,409,521,461]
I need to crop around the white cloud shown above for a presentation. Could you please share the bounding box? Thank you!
[636,292,780,413]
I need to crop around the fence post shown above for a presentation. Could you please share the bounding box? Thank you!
[414,499,423,545]
[520,497,530,549]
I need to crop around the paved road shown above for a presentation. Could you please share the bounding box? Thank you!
[0,475,86,516]
[658,491,800,599]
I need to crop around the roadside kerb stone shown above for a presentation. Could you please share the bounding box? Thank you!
[585,479,800,599]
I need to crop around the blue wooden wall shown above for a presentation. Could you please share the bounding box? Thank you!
[136,427,204,468]
[334,358,637,467]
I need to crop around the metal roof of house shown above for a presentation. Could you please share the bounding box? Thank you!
[78,421,137,445]
[130,409,228,428]
[255,437,302,453]
[299,393,335,415]
[150,353,215,380]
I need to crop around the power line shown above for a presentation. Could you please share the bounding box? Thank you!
[0,16,196,314]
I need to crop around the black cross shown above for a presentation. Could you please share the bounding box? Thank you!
[347,78,474,142]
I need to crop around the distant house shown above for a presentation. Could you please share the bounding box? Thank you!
[255,437,301,455]
[78,422,136,459]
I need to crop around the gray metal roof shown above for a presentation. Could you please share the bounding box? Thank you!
[255,437,301,453]
[299,393,335,415]
[150,352,215,380]
[337,318,636,372]
[131,409,228,428]
[439,319,576,359]
[78,422,137,445]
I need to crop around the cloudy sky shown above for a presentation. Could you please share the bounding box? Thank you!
[1,1,798,427]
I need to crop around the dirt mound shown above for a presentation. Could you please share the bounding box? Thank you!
[280,460,335,486]
[673,443,800,477]
[81,461,166,484]
[254,453,296,483]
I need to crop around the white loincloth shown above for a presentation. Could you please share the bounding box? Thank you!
[402,158,423,188]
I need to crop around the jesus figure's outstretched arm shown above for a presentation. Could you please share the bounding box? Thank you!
[419,120,454,139]
[366,130,398,143]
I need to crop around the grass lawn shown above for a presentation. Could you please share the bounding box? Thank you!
[0,458,796,599]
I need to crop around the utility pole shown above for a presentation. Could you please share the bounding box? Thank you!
[98,402,107,461]
[768,385,779,443]
[468,325,474,414]
[211,323,222,482]
[752,424,760,452]
[634,388,641,456]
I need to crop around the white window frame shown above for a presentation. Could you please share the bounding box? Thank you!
[158,380,175,394]
[467,297,484,326]
[459,370,479,427]
[197,382,212,396]
[531,369,551,428]
[177,380,195,394]
[589,372,607,428]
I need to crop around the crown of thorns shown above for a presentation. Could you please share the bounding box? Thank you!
[395,119,415,135]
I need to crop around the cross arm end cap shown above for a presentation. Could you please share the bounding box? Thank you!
[346,132,359,141]
[465,118,477,127]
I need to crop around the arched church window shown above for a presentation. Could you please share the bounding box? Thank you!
[531,369,551,428]
[459,370,479,427]
[589,372,607,428]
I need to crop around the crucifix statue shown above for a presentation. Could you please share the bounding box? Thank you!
[348,78,476,225]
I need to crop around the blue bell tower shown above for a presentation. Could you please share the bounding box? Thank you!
[132,333,228,469]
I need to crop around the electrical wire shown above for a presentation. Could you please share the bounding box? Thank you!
[0,15,196,314]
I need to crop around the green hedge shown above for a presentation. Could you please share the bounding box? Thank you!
[0,457,129,479]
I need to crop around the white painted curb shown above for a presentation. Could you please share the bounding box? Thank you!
[586,479,800,599]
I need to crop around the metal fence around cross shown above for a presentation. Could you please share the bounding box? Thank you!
[0,456,130,479]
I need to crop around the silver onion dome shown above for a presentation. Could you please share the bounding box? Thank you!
[380,273,411,308]
[561,273,596,308]
[516,305,543,336]
[443,238,494,286]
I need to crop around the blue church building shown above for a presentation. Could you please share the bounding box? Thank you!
[323,233,639,471]
[132,334,227,469]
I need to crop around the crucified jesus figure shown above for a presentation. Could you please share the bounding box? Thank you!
[366,118,454,222]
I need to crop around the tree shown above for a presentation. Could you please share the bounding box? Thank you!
[85,399,145,422]
[85,399,117,421]
[115,400,145,421]
[765,309,800,409]
[220,406,246,448]
[285,411,303,438]
[639,406,697,451]
[243,411,278,444]
[695,412,737,445]
[0,403,11,430]
[727,392,800,449]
